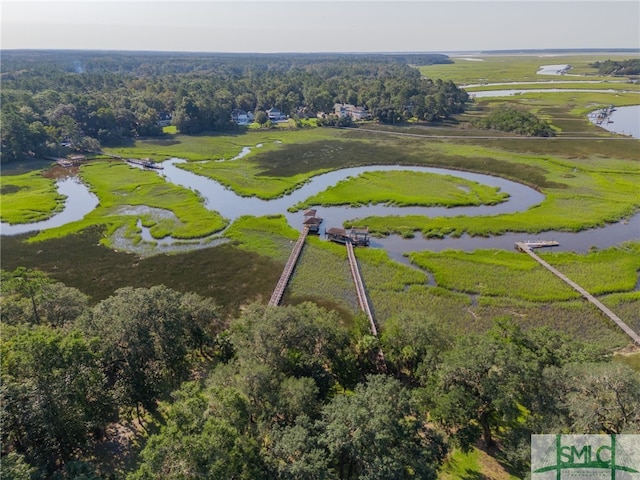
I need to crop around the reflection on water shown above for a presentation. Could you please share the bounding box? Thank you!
[2,159,638,256]
[160,160,544,228]
[537,64,571,75]
[0,177,99,235]
[589,105,640,139]
[376,213,640,264]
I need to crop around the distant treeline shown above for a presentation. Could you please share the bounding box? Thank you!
[1,50,454,75]
[0,50,468,163]
[589,58,640,76]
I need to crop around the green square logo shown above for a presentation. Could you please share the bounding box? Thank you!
[532,434,640,479]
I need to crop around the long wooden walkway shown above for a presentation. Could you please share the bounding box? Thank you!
[268,227,309,306]
[346,242,377,335]
[346,242,387,371]
[516,242,640,345]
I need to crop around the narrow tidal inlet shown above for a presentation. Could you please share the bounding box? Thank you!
[1,160,638,256]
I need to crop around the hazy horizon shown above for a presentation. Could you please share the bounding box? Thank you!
[2,1,639,54]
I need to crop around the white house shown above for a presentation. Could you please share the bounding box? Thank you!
[333,103,370,120]
[157,112,173,127]
[267,108,287,122]
[231,109,255,125]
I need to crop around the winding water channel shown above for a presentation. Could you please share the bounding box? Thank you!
[2,158,638,257]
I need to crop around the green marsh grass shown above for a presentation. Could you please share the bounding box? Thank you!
[614,351,640,373]
[536,243,640,294]
[0,228,281,317]
[464,82,640,92]
[30,161,227,244]
[1,171,64,224]
[409,243,640,302]
[104,128,337,162]
[418,54,638,85]
[439,446,520,480]
[285,236,360,319]
[179,158,327,199]
[224,214,299,261]
[410,249,579,301]
[291,170,509,210]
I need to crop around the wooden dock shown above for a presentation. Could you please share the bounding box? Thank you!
[346,242,377,335]
[346,242,387,371]
[268,227,309,306]
[518,240,559,249]
[515,242,640,345]
[268,216,386,369]
[126,158,164,170]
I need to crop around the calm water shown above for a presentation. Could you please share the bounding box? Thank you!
[537,64,571,75]
[159,160,544,227]
[2,158,638,255]
[377,213,640,264]
[0,177,99,235]
[589,105,640,139]
[471,88,635,98]
[470,86,639,139]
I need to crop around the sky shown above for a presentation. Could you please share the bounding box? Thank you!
[1,0,639,53]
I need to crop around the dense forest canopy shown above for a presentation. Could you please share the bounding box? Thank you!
[589,58,640,76]
[0,50,467,163]
[2,269,638,479]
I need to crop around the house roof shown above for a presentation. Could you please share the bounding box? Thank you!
[327,227,347,236]
[303,217,322,226]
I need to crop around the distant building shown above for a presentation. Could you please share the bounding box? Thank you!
[267,108,287,122]
[157,112,172,127]
[231,109,255,125]
[333,103,370,120]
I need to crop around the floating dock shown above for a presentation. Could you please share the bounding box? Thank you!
[589,105,616,126]
[515,240,559,250]
[126,158,164,170]
[515,242,640,345]
[326,226,370,246]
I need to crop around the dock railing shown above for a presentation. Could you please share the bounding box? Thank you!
[516,242,640,345]
[268,227,309,307]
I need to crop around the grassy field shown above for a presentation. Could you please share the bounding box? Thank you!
[291,170,509,210]
[439,446,520,480]
[105,127,335,162]
[418,54,639,85]
[409,243,640,301]
[0,171,64,224]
